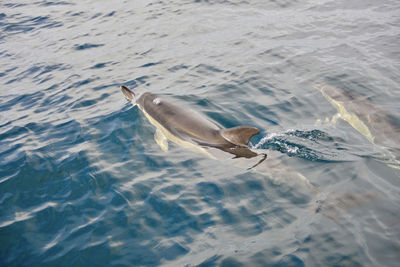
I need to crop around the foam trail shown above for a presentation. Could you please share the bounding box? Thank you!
[252,130,300,152]
[252,132,281,149]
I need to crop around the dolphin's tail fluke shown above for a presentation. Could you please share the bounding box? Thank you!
[120,85,136,103]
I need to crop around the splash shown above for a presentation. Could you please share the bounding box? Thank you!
[251,132,283,149]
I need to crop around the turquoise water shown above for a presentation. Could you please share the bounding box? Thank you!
[1,0,400,266]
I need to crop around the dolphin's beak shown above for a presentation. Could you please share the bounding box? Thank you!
[311,83,322,92]
[120,85,136,103]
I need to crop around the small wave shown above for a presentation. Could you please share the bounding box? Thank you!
[0,201,57,228]
[73,43,104,50]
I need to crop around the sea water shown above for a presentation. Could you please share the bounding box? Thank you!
[1,0,400,266]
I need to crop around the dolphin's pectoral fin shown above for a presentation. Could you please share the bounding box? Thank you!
[154,128,169,152]
[317,113,341,127]
[220,126,260,147]
[330,113,341,125]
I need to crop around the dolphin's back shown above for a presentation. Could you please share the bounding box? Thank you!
[137,93,226,145]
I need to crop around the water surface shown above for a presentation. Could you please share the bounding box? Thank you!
[1,0,400,266]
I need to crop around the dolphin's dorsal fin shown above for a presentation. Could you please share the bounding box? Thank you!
[220,126,260,147]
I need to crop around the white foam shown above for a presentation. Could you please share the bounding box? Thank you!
[252,132,281,149]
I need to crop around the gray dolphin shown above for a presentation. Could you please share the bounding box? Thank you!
[313,83,400,168]
[120,85,263,161]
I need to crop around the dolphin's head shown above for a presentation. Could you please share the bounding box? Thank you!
[120,85,137,105]
[312,83,345,101]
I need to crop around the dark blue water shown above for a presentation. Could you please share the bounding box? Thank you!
[1,0,400,266]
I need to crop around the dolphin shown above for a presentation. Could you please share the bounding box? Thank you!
[120,85,264,162]
[313,83,400,168]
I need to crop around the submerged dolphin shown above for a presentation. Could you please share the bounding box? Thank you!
[120,85,263,161]
[313,83,400,168]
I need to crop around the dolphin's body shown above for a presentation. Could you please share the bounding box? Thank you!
[121,85,262,160]
[313,83,400,168]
